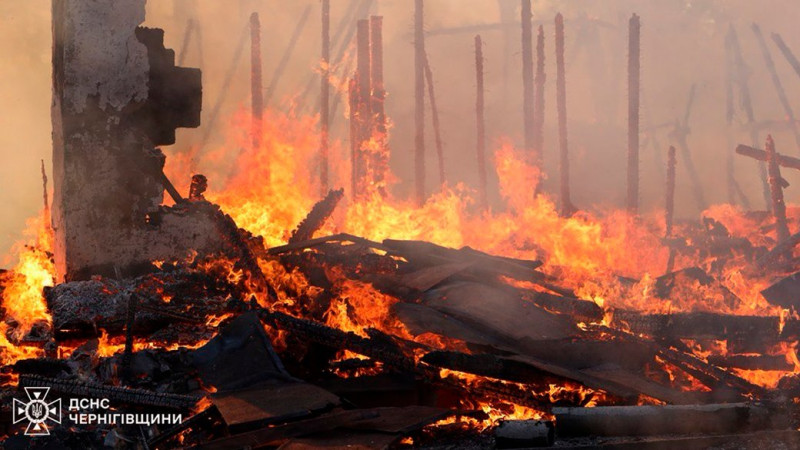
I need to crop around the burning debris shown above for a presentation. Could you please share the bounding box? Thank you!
[5,1,800,449]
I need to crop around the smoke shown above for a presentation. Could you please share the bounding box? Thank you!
[2,0,800,260]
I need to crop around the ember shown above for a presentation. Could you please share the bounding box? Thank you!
[3,1,800,449]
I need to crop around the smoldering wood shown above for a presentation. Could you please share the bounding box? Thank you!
[553,403,788,438]
[707,354,793,372]
[762,270,800,309]
[612,310,780,342]
[370,15,388,193]
[626,13,640,213]
[354,19,372,198]
[665,146,677,273]
[752,23,800,151]
[766,135,791,242]
[289,188,344,244]
[475,34,488,210]
[737,143,800,171]
[349,77,359,196]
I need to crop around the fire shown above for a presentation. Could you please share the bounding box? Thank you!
[0,212,54,365]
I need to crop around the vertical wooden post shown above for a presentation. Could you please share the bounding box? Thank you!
[626,14,640,214]
[766,135,790,242]
[533,24,546,161]
[555,14,572,216]
[355,19,371,198]
[320,0,331,195]
[370,15,388,193]
[521,0,535,163]
[41,159,50,220]
[665,146,677,273]
[414,0,426,205]
[349,78,359,197]
[475,35,488,211]
[665,146,677,238]
[424,53,446,186]
[250,12,265,178]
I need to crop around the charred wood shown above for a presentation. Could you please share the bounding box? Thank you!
[289,188,344,244]
[553,403,788,438]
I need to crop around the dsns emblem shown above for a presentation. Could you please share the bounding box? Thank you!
[13,387,61,436]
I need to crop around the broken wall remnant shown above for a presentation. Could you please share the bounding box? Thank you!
[51,0,222,282]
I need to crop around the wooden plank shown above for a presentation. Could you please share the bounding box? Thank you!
[212,382,341,432]
[423,281,580,341]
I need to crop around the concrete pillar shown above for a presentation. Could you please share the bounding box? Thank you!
[51,0,221,281]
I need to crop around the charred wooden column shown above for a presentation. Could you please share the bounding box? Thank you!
[521,0,535,163]
[414,0,426,205]
[349,77,359,197]
[533,25,546,163]
[51,0,220,281]
[475,35,488,211]
[765,135,790,242]
[626,14,640,214]
[665,146,677,273]
[370,16,388,194]
[555,13,572,216]
[320,0,331,194]
[355,19,372,198]
[424,53,446,186]
[250,12,265,176]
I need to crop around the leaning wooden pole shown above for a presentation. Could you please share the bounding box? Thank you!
[414,0,426,206]
[533,24,546,162]
[320,0,331,195]
[728,25,770,209]
[424,52,446,186]
[766,135,790,242]
[752,23,800,152]
[475,35,488,211]
[264,5,313,107]
[772,32,800,81]
[665,146,677,273]
[370,16,388,194]
[250,12,266,178]
[725,25,772,209]
[555,13,572,216]
[521,0,535,162]
[627,13,640,214]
